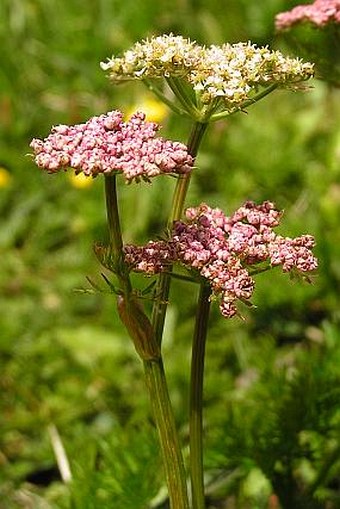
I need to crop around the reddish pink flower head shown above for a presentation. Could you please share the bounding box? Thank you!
[275,0,340,30]
[30,110,194,183]
[124,201,318,319]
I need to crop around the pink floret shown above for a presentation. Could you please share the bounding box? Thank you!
[275,0,340,30]
[125,201,318,319]
[30,111,194,183]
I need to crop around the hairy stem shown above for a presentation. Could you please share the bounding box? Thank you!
[189,282,211,509]
[144,358,190,509]
[151,121,208,346]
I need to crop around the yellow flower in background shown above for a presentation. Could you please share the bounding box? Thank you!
[0,166,12,188]
[68,172,93,189]
[125,96,168,123]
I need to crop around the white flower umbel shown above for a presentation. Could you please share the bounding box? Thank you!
[101,35,314,121]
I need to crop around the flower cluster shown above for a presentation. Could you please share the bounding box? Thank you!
[101,34,314,111]
[101,35,203,81]
[124,201,318,318]
[275,0,340,30]
[30,110,194,183]
[189,43,314,106]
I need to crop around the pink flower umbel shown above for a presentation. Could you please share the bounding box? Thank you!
[275,0,340,30]
[125,201,318,318]
[275,0,340,86]
[30,110,194,183]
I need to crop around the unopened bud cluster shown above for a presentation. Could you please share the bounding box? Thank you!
[30,110,193,183]
[124,201,317,318]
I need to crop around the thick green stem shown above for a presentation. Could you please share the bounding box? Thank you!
[144,358,190,509]
[189,282,211,509]
[151,121,208,346]
[105,175,187,505]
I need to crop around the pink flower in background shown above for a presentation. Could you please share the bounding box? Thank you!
[30,111,194,183]
[125,201,318,318]
[275,0,340,30]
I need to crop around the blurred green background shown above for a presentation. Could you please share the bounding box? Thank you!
[1,1,340,508]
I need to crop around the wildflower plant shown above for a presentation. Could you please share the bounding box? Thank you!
[30,34,317,509]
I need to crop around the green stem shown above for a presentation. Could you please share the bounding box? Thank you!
[189,282,211,509]
[170,121,208,220]
[144,358,190,509]
[104,174,132,294]
[105,174,123,252]
[168,171,191,225]
[105,175,188,506]
[143,79,189,117]
[151,121,208,346]
[166,76,200,119]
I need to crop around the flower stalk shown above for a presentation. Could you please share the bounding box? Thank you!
[189,282,212,509]
[105,174,188,507]
[104,174,159,360]
[144,358,190,509]
[169,121,208,223]
[104,175,131,291]
[151,121,208,347]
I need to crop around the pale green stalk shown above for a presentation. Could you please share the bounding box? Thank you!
[166,76,201,119]
[144,359,190,509]
[144,79,189,117]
